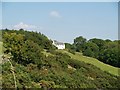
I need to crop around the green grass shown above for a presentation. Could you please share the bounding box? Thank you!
[57,49,120,76]
[0,42,3,55]
[42,49,54,57]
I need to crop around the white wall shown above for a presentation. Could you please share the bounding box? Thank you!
[52,40,65,49]
[57,45,65,49]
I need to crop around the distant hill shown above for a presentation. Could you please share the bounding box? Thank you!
[1,29,120,89]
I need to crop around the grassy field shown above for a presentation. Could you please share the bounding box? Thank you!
[0,42,3,55]
[57,50,120,76]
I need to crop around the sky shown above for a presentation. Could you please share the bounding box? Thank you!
[0,2,2,29]
[1,2,119,43]
[1,0,120,2]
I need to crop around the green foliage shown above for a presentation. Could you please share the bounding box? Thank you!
[99,47,119,67]
[82,42,99,58]
[72,36,120,68]
[65,43,75,51]
[89,38,106,50]
[3,32,44,65]
[39,80,55,88]
[2,29,56,51]
[0,42,2,55]
[59,50,119,76]
[2,29,120,89]
[65,43,76,54]
[73,36,87,52]
[98,40,120,67]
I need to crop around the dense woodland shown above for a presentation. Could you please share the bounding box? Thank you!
[65,36,120,68]
[1,29,120,89]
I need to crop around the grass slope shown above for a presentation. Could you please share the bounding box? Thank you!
[57,50,120,76]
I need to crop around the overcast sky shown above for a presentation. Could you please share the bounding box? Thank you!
[1,2,118,43]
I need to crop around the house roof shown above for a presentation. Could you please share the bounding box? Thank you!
[53,40,64,45]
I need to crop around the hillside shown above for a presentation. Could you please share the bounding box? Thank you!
[1,29,120,89]
[0,41,2,55]
[58,50,120,76]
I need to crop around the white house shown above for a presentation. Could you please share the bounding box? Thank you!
[53,40,65,49]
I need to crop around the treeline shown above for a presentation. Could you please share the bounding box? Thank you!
[65,36,120,68]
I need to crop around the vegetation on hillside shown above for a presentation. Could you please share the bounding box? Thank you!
[1,29,120,89]
[58,50,120,76]
[0,42,2,55]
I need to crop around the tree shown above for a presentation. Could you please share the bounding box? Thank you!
[65,43,75,51]
[98,41,120,67]
[82,42,99,58]
[73,36,87,52]
[89,38,105,50]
